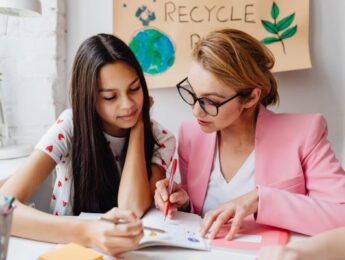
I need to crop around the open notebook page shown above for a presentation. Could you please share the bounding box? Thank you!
[80,208,209,251]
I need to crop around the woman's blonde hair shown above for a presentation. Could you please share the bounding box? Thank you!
[192,28,279,107]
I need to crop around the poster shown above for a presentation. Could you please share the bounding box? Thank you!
[113,0,311,88]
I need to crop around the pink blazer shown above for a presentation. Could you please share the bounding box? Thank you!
[178,106,345,236]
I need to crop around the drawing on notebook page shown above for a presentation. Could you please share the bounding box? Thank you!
[139,209,209,250]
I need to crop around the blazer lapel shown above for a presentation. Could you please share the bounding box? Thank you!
[188,130,217,214]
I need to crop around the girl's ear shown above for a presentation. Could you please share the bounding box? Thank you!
[243,88,261,109]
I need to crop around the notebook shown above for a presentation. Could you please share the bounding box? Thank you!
[80,208,209,251]
[210,218,289,251]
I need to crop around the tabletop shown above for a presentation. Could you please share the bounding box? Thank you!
[7,236,259,260]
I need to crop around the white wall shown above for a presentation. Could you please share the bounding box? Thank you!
[67,0,345,165]
[0,0,67,146]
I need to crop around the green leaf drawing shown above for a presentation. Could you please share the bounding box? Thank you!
[271,2,279,20]
[261,2,298,54]
[261,20,278,34]
[276,13,295,31]
[281,25,298,39]
[262,37,281,44]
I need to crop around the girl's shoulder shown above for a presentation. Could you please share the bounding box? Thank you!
[150,119,176,170]
[56,108,73,125]
[34,108,73,164]
[53,108,74,135]
[151,119,175,140]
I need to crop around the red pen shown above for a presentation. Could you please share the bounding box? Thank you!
[164,158,178,221]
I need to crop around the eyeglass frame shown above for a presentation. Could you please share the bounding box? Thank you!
[176,77,248,116]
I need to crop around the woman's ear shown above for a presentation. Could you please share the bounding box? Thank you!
[243,88,261,109]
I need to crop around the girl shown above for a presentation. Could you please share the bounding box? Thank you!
[0,33,175,255]
[154,29,345,240]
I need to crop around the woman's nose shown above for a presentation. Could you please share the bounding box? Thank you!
[192,101,207,118]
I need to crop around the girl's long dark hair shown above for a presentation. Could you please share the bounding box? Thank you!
[71,34,155,215]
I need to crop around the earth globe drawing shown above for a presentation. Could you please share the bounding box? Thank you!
[129,28,175,75]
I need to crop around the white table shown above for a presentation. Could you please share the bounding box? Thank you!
[7,234,307,259]
[7,236,258,260]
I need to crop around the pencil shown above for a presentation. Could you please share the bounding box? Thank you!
[99,216,166,233]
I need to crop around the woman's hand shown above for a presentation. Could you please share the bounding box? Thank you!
[200,188,259,240]
[83,208,143,256]
[154,179,190,218]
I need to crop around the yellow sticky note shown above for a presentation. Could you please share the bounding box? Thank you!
[39,243,103,260]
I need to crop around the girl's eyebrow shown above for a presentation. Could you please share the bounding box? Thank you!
[99,78,139,92]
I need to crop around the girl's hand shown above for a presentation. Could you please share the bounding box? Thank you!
[154,179,190,218]
[200,188,259,240]
[84,208,143,256]
[131,95,153,134]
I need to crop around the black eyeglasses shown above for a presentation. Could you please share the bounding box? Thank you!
[176,77,243,116]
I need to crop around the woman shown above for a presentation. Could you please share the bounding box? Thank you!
[154,29,345,241]
[0,34,175,255]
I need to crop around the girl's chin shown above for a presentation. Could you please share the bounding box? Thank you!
[117,120,137,129]
[117,115,139,128]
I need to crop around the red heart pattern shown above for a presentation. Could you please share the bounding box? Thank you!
[45,145,53,152]
[58,133,64,140]
[161,159,166,166]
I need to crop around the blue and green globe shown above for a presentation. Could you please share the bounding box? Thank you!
[129,28,175,75]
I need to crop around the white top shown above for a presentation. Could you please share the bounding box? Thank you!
[201,143,255,216]
[35,109,176,216]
